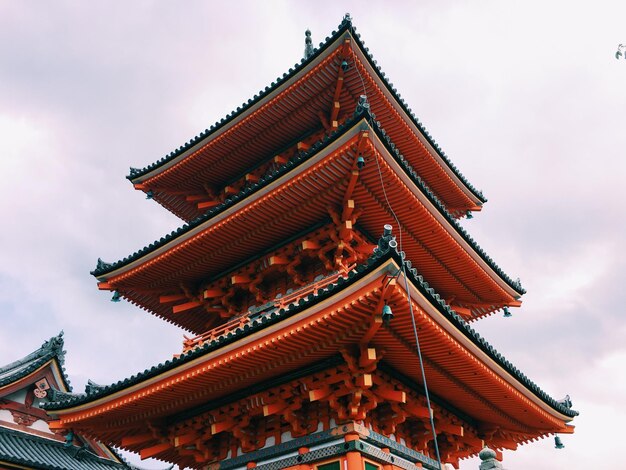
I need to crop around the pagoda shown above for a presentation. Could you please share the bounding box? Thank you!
[43,16,577,470]
[0,332,129,469]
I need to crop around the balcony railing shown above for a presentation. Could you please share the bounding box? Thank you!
[182,268,352,352]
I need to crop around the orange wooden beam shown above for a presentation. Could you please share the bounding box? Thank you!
[437,423,464,437]
[302,240,320,250]
[140,442,171,460]
[405,403,432,419]
[197,200,220,210]
[358,347,377,369]
[97,282,113,291]
[263,403,286,416]
[375,387,406,403]
[172,301,203,314]
[121,433,154,447]
[355,374,373,388]
[269,256,290,266]
[159,294,187,304]
[309,386,332,402]
[211,419,235,434]
[204,288,224,298]
[342,199,355,222]
[174,432,198,447]
[185,194,212,202]
[231,275,251,285]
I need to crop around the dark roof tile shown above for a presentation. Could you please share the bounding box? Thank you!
[0,427,128,469]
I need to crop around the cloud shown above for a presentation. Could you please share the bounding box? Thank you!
[0,2,623,469]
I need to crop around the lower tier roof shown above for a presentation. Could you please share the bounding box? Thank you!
[45,241,576,457]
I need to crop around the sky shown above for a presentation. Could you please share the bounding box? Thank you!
[0,1,624,469]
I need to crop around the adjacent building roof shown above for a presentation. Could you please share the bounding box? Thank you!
[0,427,126,470]
[0,332,70,391]
[0,333,131,470]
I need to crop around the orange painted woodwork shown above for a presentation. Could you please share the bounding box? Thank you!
[43,17,576,470]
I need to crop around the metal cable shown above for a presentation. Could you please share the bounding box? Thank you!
[350,52,444,469]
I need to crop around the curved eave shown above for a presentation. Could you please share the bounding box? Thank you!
[96,116,522,302]
[367,121,522,300]
[347,28,486,206]
[127,23,351,184]
[128,18,483,219]
[47,252,575,432]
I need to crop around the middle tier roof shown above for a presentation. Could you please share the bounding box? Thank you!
[94,114,523,333]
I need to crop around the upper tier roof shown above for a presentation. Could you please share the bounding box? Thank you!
[94,113,523,332]
[127,15,485,222]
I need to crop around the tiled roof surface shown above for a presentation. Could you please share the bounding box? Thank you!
[0,427,127,470]
[0,332,71,391]
[54,242,574,418]
[94,111,524,295]
[126,15,485,203]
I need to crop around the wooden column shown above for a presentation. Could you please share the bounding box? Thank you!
[345,433,362,470]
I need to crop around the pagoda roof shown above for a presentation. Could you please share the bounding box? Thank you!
[0,426,128,470]
[0,332,71,392]
[48,245,575,425]
[127,15,484,221]
[94,112,523,330]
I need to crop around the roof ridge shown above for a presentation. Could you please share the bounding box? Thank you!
[0,331,64,375]
[0,332,71,391]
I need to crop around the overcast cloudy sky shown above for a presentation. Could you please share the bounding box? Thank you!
[1,1,624,469]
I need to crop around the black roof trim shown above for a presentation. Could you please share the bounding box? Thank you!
[126,16,485,204]
[53,242,574,418]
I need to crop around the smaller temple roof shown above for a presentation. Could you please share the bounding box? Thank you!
[0,426,126,470]
[0,332,70,391]
[0,333,130,470]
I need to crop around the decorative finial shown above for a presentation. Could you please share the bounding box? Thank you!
[557,395,572,409]
[304,29,314,59]
[343,13,352,23]
[94,258,112,272]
